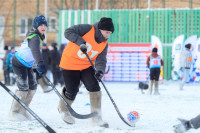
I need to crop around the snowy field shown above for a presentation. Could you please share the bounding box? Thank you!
[0,80,200,133]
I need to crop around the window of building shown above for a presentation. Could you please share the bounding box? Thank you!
[47,17,57,32]
[18,18,33,36]
[0,17,4,36]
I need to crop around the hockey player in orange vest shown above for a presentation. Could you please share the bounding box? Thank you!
[58,17,114,128]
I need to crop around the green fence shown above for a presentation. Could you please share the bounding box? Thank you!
[59,9,200,80]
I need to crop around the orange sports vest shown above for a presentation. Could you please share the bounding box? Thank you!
[60,26,107,70]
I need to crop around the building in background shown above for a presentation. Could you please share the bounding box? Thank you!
[0,0,199,47]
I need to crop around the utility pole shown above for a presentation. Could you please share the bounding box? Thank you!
[136,0,139,8]
[110,0,113,9]
[189,0,193,8]
[96,0,99,10]
[162,0,165,8]
[85,0,88,9]
[148,0,151,9]
[60,0,63,10]
[37,0,40,15]
[13,0,16,46]
[44,0,48,43]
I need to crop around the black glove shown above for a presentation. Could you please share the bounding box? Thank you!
[95,71,104,82]
[80,44,87,53]
[36,63,46,77]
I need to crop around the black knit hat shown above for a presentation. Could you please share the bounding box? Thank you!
[152,47,158,52]
[185,43,191,49]
[98,17,114,33]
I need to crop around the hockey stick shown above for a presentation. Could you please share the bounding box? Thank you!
[41,76,51,86]
[0,81,56,133]
[104,65,110,74]
[84,52,134,127]
[43,75,97,119]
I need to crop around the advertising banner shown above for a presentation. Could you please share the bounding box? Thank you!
[104,43,151,82]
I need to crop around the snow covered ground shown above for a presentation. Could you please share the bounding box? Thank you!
[0,80,200,133]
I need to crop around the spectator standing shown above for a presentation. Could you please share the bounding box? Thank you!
[146,47,164,95]
[6,47,16,85]
[179,43,193,90]
[1,46,10,85]
[37,43,53,93]
[42,43,51,78]
[49,42,63,86]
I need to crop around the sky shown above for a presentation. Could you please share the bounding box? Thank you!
[0,81,200,133]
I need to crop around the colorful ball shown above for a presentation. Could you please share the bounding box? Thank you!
[127,111,139,123]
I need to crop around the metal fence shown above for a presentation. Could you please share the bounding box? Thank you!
[59,9,200,80]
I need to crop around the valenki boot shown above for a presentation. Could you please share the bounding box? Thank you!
[154,81,160,95]
[38,77,53,93]
[90,91,109,128]
[8,90,29,121]
[58,87,75,124]
[147,80,154,95]
[22,89,37,120]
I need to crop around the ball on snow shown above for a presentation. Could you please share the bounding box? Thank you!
[127,111,139,123]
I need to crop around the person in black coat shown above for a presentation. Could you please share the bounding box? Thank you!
[42,43,51,73]
[58,43,66,86]
[36,43,52,93]
[49,42,64,86]
[1,46,10,85]
[59,43,66,56]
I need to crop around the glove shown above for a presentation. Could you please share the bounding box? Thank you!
[36,63,46,77]
[80,44,87,53]
[173,118,191,133]
[95,71,104,82]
